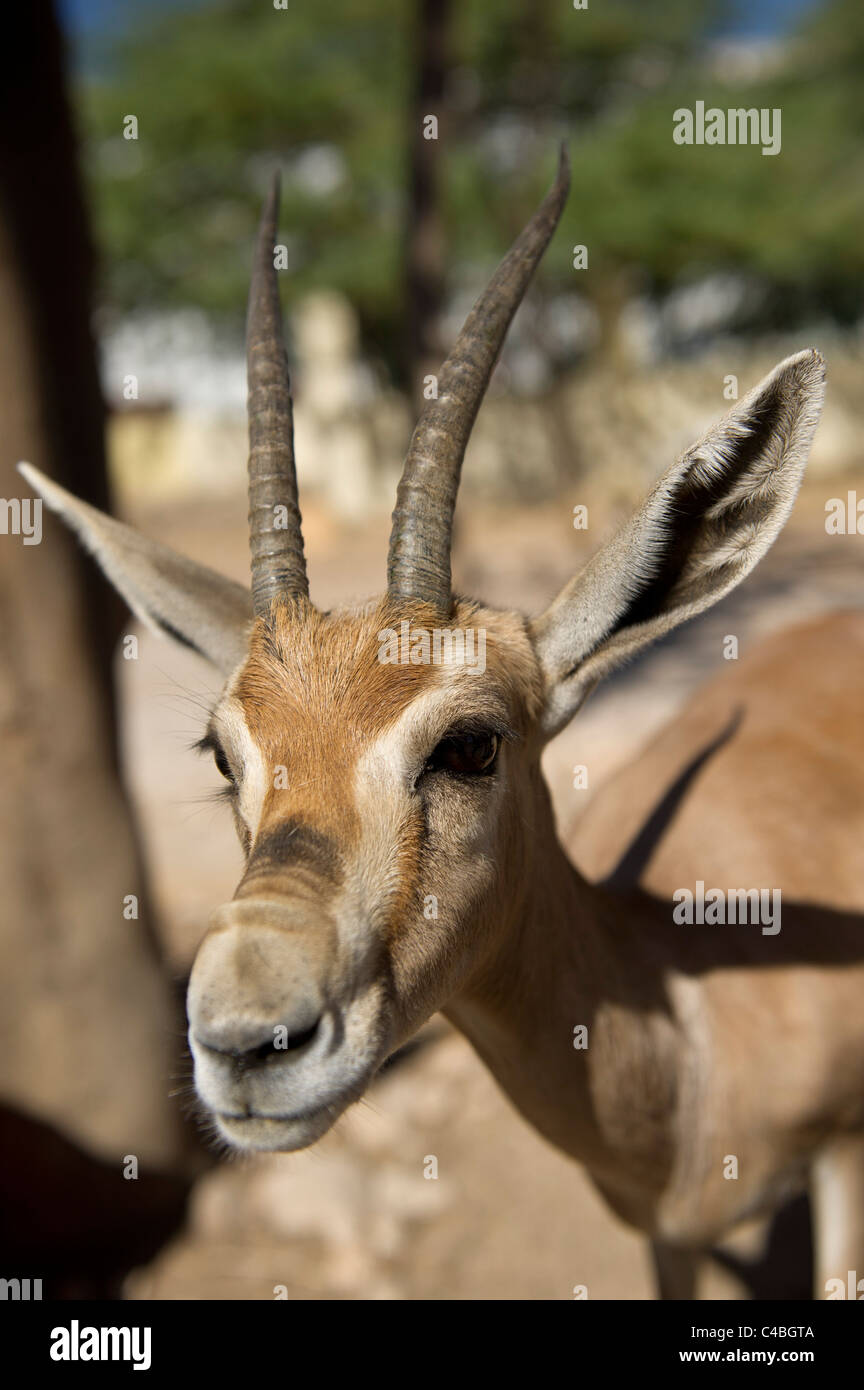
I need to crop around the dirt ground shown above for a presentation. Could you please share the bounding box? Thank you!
[117,478,864,1300]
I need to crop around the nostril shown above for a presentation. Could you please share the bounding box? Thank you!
[194,1014,323,1068]
[254,1017,320,1061]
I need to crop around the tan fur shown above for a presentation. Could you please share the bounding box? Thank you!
[218,598,542,970]
[186,595,548,1155]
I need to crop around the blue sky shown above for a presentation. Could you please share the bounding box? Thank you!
[58,0,821,42]
[727,0,818,34]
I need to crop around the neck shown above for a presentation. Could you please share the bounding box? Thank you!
[445,781,679,1212]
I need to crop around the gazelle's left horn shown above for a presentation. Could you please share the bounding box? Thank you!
[387,144,571,612]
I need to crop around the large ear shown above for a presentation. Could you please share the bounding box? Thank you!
[531,349,825,738]
[19,464,252,674]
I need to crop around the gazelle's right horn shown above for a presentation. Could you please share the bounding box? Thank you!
[246,174,309,616]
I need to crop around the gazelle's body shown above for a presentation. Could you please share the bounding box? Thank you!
[445,609,864,1293]
[565,611,864,1290]
[22,148,864,1298]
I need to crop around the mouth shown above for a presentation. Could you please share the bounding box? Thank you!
[210,1089,359,1152]
[189,992,392,1153]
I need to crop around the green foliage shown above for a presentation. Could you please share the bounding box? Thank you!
[82,0,410,339]
[555,2,864,310]
[79,0,863,368]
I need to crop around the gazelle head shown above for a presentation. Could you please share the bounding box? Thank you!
[22,149,825,1152]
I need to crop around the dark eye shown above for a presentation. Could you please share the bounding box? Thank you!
[424,731,500,778]
[213,744,235,783]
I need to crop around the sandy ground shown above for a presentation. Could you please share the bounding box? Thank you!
[116,479,864,1300]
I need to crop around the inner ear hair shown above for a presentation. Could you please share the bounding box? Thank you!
[531,348,826,729]
[607,379,803,639]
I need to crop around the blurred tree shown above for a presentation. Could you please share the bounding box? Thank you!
[554,0,864,354]
[79,0,862,376]
[79,0,716,379]
[82,0,411,366]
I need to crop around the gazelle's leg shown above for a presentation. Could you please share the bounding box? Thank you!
[650,1240,699,1299]
[811,1135,864,1300]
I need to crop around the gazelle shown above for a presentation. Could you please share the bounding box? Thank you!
[22,148,864,1301]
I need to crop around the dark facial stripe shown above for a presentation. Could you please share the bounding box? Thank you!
[244,820,342,887]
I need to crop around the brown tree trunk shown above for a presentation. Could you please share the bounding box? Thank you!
[404,0,451,415]
[0,0,192,1296]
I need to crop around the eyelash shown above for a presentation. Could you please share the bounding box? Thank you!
[212,744,235,783]
[193,733,237,789]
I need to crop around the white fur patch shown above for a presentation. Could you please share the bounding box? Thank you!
[214,678,269,844]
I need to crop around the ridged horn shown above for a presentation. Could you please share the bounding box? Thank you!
[246,173,308,615]
[387,144,570,611]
